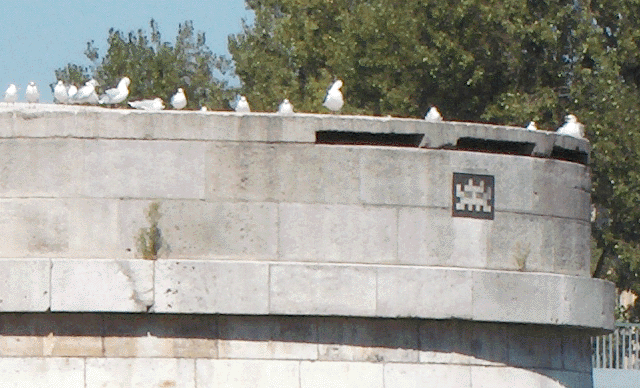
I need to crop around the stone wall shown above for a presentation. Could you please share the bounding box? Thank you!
[0,103,614,387]
[0,314,593,387]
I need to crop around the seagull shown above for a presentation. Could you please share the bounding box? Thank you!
[4,84,18,104]
[129,98,165,111]
[526,121,537,131]
[71,79,99,104]
[323,80,344,112]
[25,82,40,104]
[556,114,585,138]
[200,106,208,112]
[53,81,69,104]
[170,88,187,110]
[278,99,294,115]
[99,77,130,104]
[67,84,78,102]
[235,96,251,113]
[425,106,443,122]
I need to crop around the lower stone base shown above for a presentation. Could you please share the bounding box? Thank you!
[0,313,593,387]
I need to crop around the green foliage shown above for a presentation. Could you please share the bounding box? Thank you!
[55,19,235,109]
[229,0,640,320]
[137,202,164,260]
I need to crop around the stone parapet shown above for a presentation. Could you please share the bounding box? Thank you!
[0,258,614,330]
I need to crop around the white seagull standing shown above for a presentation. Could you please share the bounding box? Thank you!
[323,80,344,112]
[556,114,585,138]
[425,106,443,122]
[25,82,40,104]
[4,84,18,104]
[67,85,78,103]
[235,96,251,113]
[71,79,100,104]
[99,77,131,104]
[53,81,69,104]
[278,99,294,115]
[129,98,165,111]
[526,121,537,131]
[170,88,187,110]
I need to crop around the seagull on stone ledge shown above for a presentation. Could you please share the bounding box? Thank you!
[54,81,69,104]
[25,82,40,104]
[129,98,165,111]
[234,96,251,113]
[425,106,443,122]
[4,84,17,104]
[99,77,131,104]
[556,114,585,138]
[323,80,344,112]
[526,121,537,131]
[170,88,187,110]
[278,98,294,115]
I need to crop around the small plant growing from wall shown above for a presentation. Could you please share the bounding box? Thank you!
[137,202,165,260]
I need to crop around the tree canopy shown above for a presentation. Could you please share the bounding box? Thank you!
[228,0,640,321]
[54,19,234,110]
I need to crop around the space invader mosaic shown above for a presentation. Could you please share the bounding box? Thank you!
[452,173,495,220]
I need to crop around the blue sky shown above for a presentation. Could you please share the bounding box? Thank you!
[0,1,253,102]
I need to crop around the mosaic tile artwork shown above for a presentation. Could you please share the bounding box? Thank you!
[452,173,495,220]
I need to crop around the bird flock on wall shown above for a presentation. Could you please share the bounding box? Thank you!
[2,78,585,139]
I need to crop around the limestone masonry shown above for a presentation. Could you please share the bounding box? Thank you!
[0,103,614,387]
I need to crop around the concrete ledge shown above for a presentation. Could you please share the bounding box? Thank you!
[0,258,609,329]
[0,104,589,160]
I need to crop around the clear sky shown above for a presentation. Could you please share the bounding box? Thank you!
[0,0,254,102]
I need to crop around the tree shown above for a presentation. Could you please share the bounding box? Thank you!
[54,19,235,110]
[229,0,640,321]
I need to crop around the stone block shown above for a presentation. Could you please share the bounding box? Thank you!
[359,147,429,206]
[560,276,616,329]
[533,159,591,221]
[384,363,472,388]
[67,199,120,258]
[205,143,279,202]
[281,114,318,142]
[486,213,547,272]
[217,315,318,360]
[507,325,563,369]
[103,314,218,358]
[0,313,105,356]
[198,113,241,141]
[238,115,282,142]
[472,271,562,324]
[398,208,490,268]
[86,358,195,388]
[51,259,153,312]
[82,139,206,199]
[278,203,397,264]
[470,365,567,388]
[419,320,499,366]
[276,144,360,204]
[269,264,377,316]
[0,259,50,311]
[300,361,383,388]
[0,199,70,256]
[0,138,83,197]
[196,359,300,388]
[0,357,84,388]
[376,267,472,319]
[118,200,279,260]
[317,317,418,362]
[560,332,592,372]
[154,260,269,314]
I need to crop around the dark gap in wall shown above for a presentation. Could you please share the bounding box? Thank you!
[454,137,536,156]
[315,131,423,147]
[550,146,589,165]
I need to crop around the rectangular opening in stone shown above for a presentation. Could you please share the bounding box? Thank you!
[315,131,423,147]
[454,137,536,156]
[550,146,589,165]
